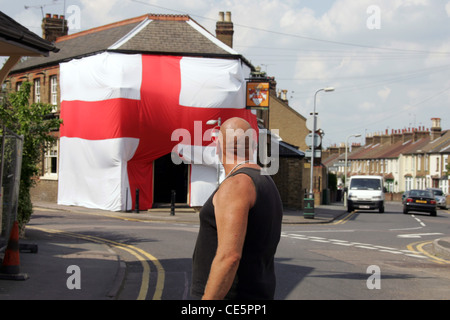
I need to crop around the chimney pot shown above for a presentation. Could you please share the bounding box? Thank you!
[430,117,442,140]
[216,11,234,48]
[42,13,69,42]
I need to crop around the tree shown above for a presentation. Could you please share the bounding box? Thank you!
[0,82,62,233]
[328,172,337,191]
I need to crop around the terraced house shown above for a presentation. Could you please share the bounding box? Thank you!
[324,118,449,196]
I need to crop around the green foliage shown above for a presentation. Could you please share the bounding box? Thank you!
[328,172,337,191]
[1,82,62,230]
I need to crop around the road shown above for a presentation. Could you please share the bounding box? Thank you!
[277,202,450,299]
[25,201,450,300]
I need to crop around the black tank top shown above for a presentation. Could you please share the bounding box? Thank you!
[191,167,283,300]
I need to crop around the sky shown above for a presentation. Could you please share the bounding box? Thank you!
[2,0,450,148]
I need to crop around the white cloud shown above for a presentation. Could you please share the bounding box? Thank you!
[377,87,391,101]
[446,2,450,17]
[359,101,376,111]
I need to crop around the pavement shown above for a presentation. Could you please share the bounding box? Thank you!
[0,201,448,300]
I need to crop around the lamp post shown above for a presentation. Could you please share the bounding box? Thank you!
[344,133,361,206]
[206,117,221,185]
[309,87,334,198]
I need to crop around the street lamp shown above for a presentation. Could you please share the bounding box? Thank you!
[344,133,361,193]
[344,133,361,207]
[206,117,221,185]
[309,87,334,198]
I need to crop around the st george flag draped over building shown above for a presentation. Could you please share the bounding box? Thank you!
[57,52,257,211]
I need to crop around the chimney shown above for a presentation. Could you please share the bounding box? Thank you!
[413,126,428,141]
[338,142,347,155]
[365,134,373,145]
[391,129,403,144]
[216,11,234,48]
[381,129,391,145]
[281,89,288,102]
[402,128,413,143]
[373,132,381,145]
[42,13,68,42]
[327,144,340,156]
[430,118,442,140]
[351,143,362,153]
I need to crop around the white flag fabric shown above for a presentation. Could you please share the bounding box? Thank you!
[58,52,256,211]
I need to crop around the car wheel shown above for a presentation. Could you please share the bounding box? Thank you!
[403,206,408,214]
[379,206,384,213]
[430,210,437,217]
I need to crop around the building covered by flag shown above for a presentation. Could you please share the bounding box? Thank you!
[7,13,260,211]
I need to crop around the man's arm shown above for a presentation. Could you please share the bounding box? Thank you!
[201,174,256,300]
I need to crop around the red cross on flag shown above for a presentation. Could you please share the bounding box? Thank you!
[57,52,257,211]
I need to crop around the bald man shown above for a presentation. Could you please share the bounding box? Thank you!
[191,117,283,300]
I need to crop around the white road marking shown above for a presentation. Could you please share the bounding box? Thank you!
[281,232,426,260]
[397,233,443,238]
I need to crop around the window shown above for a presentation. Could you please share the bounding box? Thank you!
[50,75,58,110]
[436,157,440,173]
[34,78,41,103]
[43,142,58,179]
[444,155,448,174]
[16,82,22,91]
[405,176,412,191]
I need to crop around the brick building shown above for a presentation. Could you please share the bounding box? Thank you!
[6,12,308,210]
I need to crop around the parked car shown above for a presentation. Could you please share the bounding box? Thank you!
[426,188,447,209]
[402,189,437,216]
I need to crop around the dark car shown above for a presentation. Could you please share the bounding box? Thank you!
[402,189,437,216]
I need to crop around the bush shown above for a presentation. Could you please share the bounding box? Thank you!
[1,82,62,232]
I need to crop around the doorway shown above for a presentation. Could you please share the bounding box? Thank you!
[153,153,188,207]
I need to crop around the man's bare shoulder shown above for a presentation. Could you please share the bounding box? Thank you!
[214,173,256,208]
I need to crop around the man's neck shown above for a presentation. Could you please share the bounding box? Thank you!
[222,158,259,176]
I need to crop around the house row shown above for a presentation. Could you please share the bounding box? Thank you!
[323,118,449,195]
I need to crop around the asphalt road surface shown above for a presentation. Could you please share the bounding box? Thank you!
[22,201,450,300]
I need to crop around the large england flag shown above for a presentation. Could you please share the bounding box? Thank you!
[57,52,257,211]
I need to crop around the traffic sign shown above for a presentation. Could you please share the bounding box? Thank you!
[305,149,321,158]
[306,116,321,131]
[305,133,321,148]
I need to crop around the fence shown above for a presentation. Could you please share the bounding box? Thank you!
[0,126,23,246]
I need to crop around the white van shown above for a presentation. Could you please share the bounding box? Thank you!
[346,175,386,213]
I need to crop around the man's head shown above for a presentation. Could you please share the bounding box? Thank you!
[218,117,257,164]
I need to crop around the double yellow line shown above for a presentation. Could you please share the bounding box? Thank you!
[332,211,356,225]
[27,226,165,300]
[407,240,450,265]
